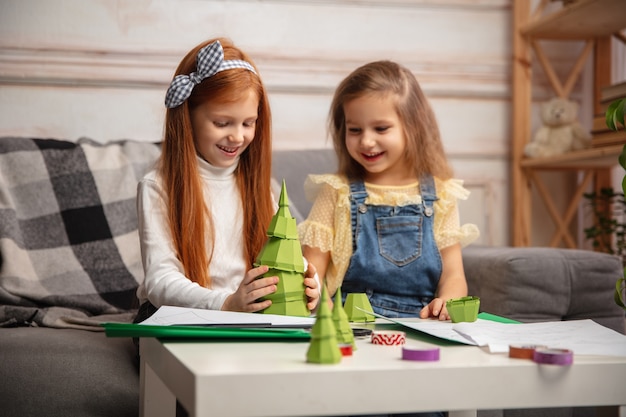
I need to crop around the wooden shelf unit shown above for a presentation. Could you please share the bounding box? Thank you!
[520,144,623,170]
[511,0,626,248]
[520,0,626,40]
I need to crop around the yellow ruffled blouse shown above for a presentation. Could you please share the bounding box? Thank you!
[297,174,480,293]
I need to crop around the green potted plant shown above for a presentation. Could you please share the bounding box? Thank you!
[605,98,626,310]
[583,187,626,261]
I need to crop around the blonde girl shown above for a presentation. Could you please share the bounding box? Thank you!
[300,60,478,322]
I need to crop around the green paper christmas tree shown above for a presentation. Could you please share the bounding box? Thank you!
[306,284,342,364]
[343,293,376,322]
[254,180,309,317]
[332,287,356,352]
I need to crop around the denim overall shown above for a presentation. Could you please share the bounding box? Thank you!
[341,176,442,318]
[342,177,445,417]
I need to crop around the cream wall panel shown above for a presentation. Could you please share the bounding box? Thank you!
[0,0,512,148]
[459,182,496,247]
[0,0,518,246]
[0,86,165,142]
[432,98,509,157]
[270,93,332,150]
[0,3,511,90]
[1,1,510,57]
[453,159,509,247]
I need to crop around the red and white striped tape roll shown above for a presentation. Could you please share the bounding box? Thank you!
[371,330,406,346]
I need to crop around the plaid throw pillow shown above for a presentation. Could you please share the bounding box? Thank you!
[0,137,160,328]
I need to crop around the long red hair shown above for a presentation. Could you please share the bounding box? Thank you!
[160,38,274,287]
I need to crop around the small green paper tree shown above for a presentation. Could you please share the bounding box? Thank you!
[332,287,356,351]
[306,284,342,364]
[343,293,376,322]
[255,180,309,316]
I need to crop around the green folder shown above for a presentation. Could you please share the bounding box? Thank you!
[102,323,311,340]
[102,312,516,342]
[478,312,520,324]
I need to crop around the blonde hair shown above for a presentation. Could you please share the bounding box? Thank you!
[329,60,452,181]
[160,38,273,288]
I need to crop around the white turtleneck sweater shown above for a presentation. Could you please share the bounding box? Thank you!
[135,155,266,311]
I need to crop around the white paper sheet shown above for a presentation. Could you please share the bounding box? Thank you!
[358,308,480,345]
[142,306,626,357]
[365,308,626,357]
[139,305,316,327]
[452,319,626,356]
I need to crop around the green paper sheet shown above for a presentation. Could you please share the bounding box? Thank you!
[477,312,520,324]
[102,323,311,340]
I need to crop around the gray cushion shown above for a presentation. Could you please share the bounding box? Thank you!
[463,246,625,334]
[0,328,138,417]
[0,137,160,328]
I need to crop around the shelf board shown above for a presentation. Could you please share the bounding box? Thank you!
[521,0,626,40]
[520,143,623,169]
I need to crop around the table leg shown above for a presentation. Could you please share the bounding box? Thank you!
[140,355,176,417]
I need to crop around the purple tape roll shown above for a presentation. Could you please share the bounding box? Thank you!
[532,348,573,365]
[401,346,440,361]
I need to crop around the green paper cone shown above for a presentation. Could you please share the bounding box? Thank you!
[344,293,376,322]
[307,284,342,364]
[255,180,308,316]
[446,296,480,323]
[332,287,356,350]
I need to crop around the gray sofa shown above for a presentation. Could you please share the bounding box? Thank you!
[0,137,623,417]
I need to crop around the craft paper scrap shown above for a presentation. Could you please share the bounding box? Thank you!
[453,319,626,356]
[139,305,316,327]
[356,308,478,345]
[364,308,626,357]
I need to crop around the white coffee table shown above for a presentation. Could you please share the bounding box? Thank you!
[139,328,626,417]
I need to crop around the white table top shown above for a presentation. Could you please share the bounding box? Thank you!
[141,326,626,417]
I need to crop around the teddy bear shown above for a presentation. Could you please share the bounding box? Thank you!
[524,97,591,158]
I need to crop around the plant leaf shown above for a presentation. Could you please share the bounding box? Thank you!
[620,144,626,171]
[617,99,626,128]
[606,98,626,131]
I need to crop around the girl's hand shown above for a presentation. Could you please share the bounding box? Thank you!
[419,298,450,321]
[222,265,278,313]
[303,261,320,312]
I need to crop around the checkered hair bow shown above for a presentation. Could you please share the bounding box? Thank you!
[164,40,257,108]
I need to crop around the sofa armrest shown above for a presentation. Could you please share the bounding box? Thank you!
[462,246,625,334]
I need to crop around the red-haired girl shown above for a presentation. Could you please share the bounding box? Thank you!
[135,38,319,320]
